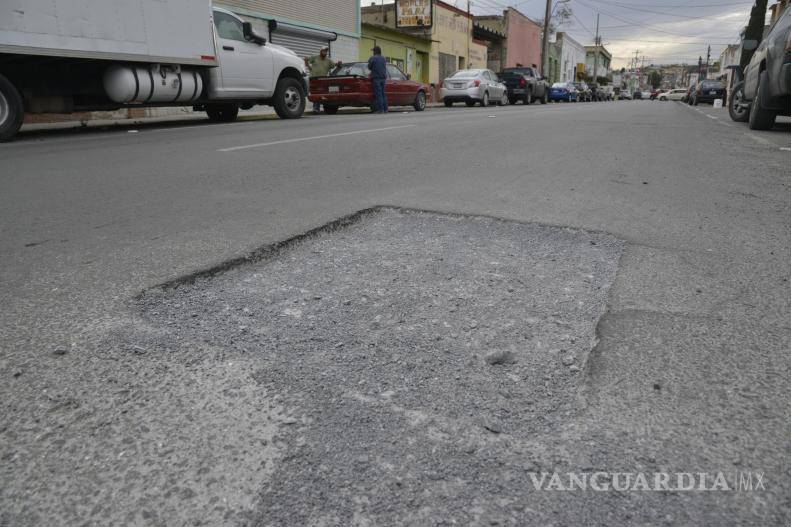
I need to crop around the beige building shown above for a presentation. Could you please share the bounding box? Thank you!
[362,1,487,86]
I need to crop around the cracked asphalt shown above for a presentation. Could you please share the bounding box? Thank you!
[1,101,790,525]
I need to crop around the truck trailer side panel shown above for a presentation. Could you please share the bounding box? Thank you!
[0,0,218,66]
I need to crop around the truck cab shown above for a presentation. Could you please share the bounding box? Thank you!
[0,1,308,141]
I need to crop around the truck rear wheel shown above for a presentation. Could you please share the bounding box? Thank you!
[273,77,305,119]
[206,104,239,123]
[748,71,777,131]
[0,74,24,143]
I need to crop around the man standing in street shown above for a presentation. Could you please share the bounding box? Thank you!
[305,46,339,114]
[368,46,388,114]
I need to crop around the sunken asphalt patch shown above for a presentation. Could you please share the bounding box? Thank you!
[133,207,623,524]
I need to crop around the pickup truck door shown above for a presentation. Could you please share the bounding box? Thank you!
[213,10,275,98]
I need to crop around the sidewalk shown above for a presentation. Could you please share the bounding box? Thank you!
[20,103,446,134]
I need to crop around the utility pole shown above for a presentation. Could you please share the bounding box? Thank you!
[467,0,471,68]
[541,0,552,77]
[592,13,600,82]
[704,45,710,80]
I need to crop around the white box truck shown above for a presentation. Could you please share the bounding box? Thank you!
[0,0,308,141]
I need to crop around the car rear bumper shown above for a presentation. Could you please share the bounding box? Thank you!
[441,86,483,101]
[308,93,373,105]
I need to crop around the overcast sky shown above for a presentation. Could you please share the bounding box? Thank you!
[381,0,764,68]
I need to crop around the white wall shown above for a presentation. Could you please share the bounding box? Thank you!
[559,35,585,82]
[331,34,360,63]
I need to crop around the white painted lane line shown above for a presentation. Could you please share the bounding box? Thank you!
[746,133,778,148]
[218,125,417,152]
[705,114,717,119]
[780,147,791,152]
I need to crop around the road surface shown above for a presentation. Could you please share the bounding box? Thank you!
[1,101,789,525]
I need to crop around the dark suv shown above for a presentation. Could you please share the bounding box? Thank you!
[690,80,727,105]
[729,6,791,129]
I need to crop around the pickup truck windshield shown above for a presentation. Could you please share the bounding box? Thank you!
[502,69,531,75]
[552,83,567,88]
[331,63,370,77]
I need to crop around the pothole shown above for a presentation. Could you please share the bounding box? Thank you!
[135,207,623,523]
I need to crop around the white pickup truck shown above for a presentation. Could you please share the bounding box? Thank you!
[0,0,307,141]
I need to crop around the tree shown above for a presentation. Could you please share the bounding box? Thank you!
[538,4,573,36]
[740,0,768,69]
[648,70,662,89]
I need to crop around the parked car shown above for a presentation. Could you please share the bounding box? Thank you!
[441,69,508,107]
[599,85,614,100]
[729,5,791,129]
[659,88,688,101]
[690,80,727,105]
[632,90,643,100]
[573,82,592,101]
[0,2,308,142]
[549,82,579,102]
[649,89,662,100]
[309,62,428,113]
[618,89,632,100]
[588,83,609,101]
[499,66,549,105]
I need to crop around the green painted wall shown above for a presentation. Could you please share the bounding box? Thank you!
[359,24,432,82]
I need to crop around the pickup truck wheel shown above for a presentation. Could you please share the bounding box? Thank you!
[523,90,532,105]
[0,74,24,143]
[748,71,777,130]
[273,77,305,119]
[206,104,239,123]
[728,81,749,122]
[413,91,426,111]
[323,105,339,115]
[540,92,548,105]
[508,96,517,105]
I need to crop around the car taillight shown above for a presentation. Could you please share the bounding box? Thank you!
[519,77,526,88]
[471,79,480,87]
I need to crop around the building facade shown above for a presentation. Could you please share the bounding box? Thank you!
[362,1,487,86]
[215,0,360,63]
[360,24,432,83]
[555,32,586,82]
[585,45,611,80]
[547,41,561,84]
[475,8,542,71]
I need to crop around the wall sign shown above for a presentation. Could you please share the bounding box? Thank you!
[396,0,433,28]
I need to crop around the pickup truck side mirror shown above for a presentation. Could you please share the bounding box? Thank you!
[242,22,267,45]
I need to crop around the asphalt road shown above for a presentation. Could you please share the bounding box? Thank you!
[1,100,790,525]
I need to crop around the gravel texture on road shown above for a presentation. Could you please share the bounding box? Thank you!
[133,207,622,524]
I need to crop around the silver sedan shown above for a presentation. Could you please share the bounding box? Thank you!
[441,69,508,107]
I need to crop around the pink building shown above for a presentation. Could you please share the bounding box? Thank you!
[475,8,543,72]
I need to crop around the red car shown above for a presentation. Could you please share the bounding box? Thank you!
[309,62,428,113]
